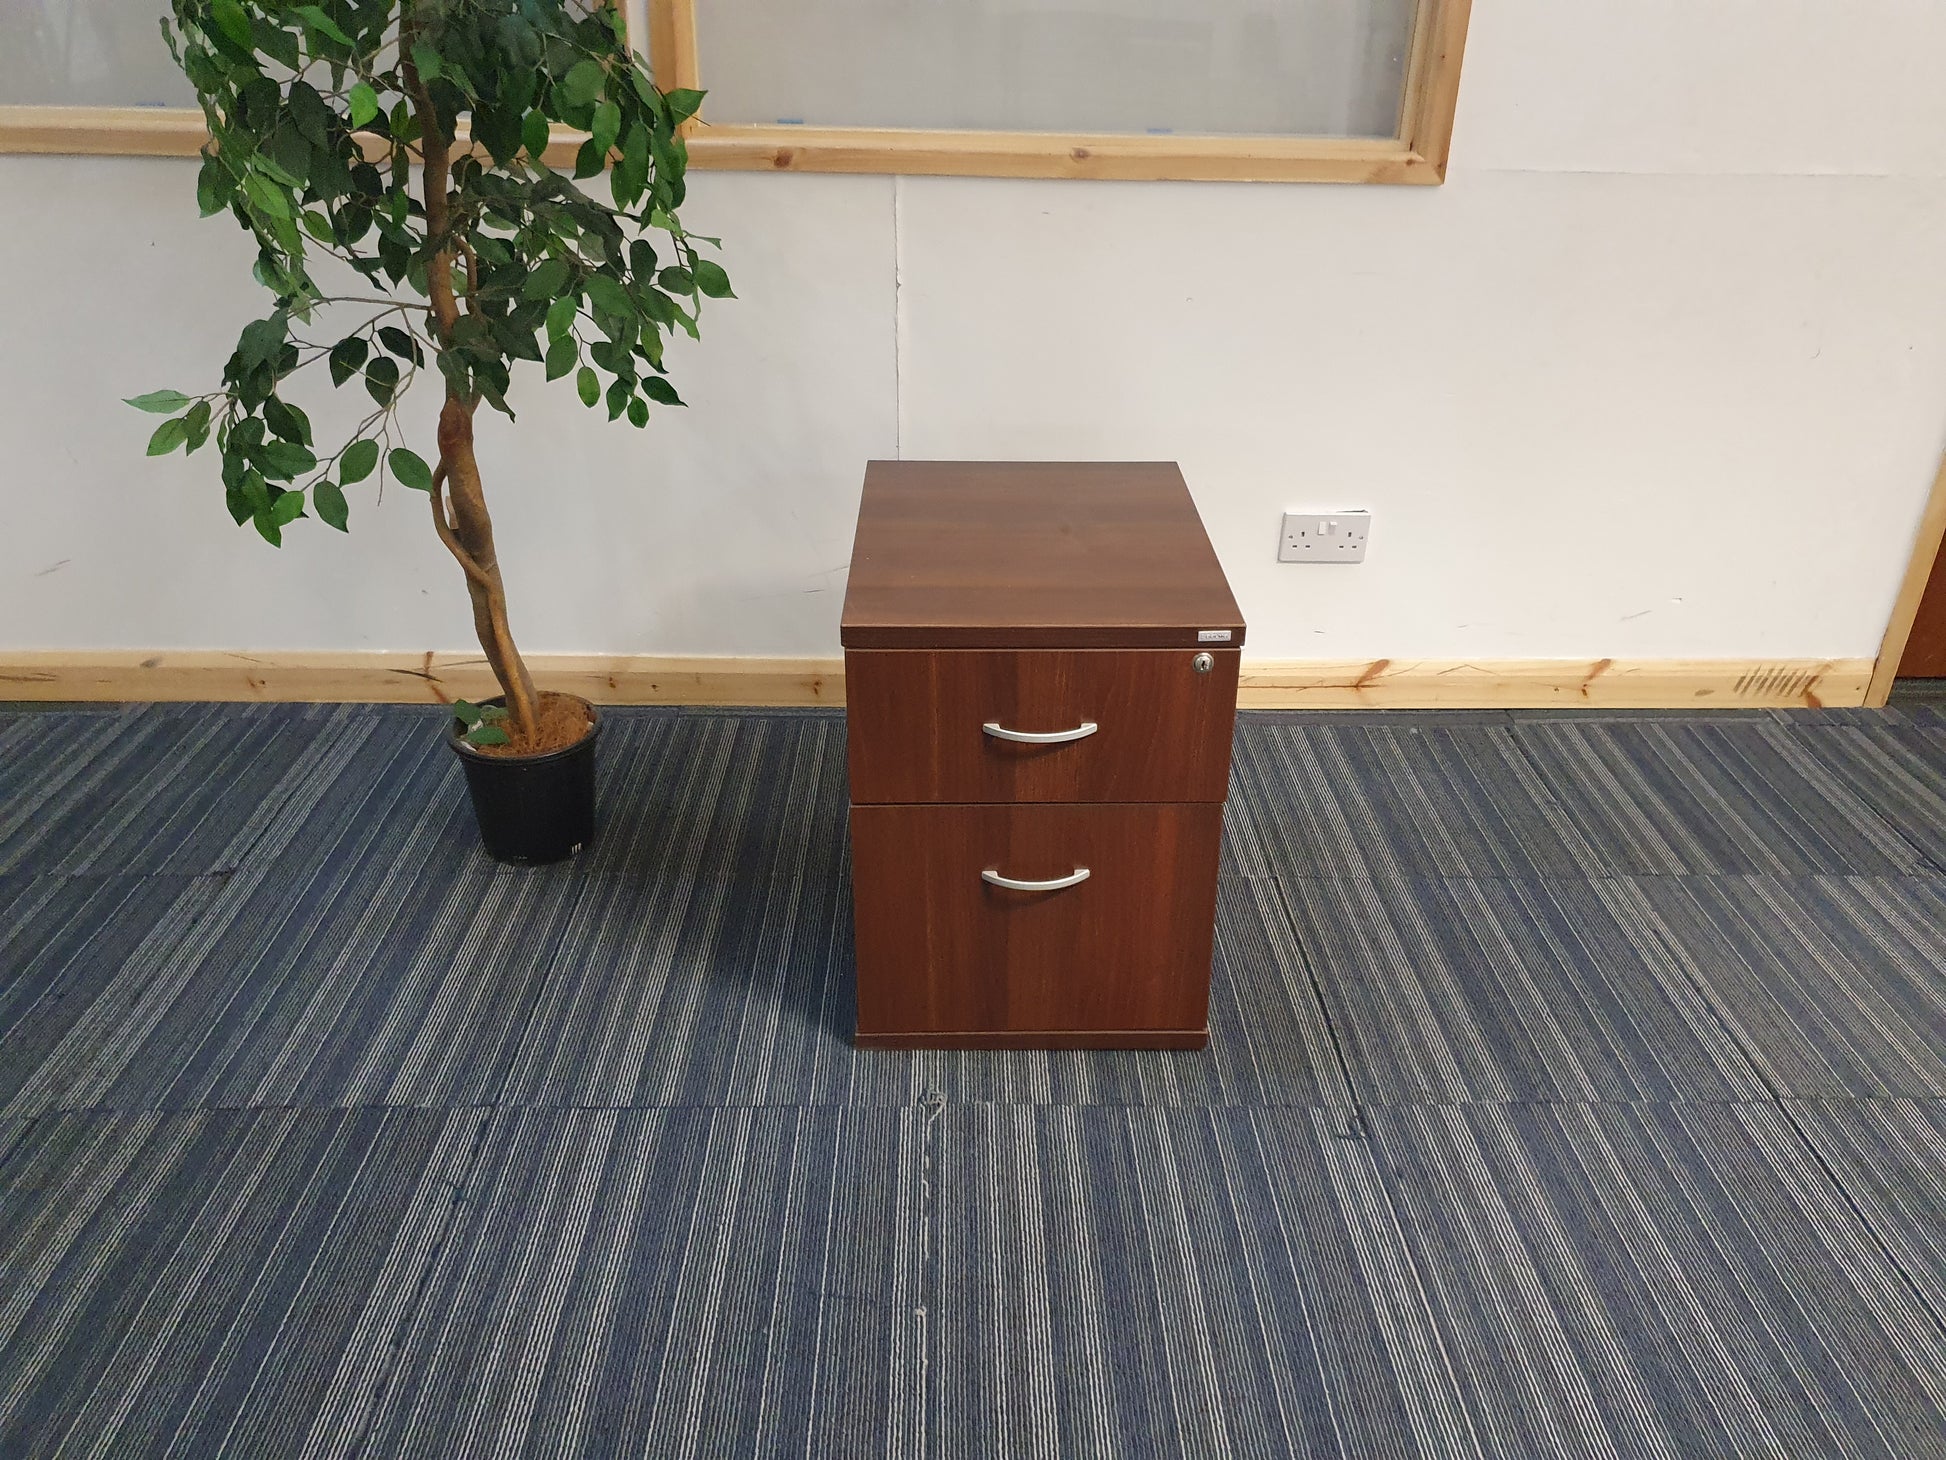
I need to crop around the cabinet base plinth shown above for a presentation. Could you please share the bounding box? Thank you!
[854,1028,1210,1051]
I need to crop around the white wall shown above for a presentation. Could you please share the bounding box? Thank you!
[5,0,1946,662]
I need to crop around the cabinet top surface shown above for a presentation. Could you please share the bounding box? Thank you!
[840,461,1245,649]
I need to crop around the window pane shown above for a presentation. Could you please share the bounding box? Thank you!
[694,0,1418,139]
[0,0,194,107]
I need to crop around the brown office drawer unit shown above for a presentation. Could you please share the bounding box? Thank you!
[841,461,1245,1050]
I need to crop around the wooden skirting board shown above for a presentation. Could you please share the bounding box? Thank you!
[0,652,1872,711]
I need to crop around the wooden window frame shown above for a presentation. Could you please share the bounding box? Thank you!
[654,0,1471,184]
[2,0,1471,183]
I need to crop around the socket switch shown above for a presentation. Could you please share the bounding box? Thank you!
[1280,511,1370,564]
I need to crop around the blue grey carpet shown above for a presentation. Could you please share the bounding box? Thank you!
[2,703,1945,1456]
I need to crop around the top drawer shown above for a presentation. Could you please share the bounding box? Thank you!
[846,649,1238,805]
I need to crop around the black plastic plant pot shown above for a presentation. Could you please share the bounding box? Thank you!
[447,696,601,865]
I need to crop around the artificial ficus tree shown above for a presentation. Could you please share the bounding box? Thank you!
[130,0,731,743]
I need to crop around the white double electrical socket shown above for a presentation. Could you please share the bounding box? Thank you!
[1280,511,1370,563]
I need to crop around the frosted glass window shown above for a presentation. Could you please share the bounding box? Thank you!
[694,0,1418,138]
[0,1,194,107]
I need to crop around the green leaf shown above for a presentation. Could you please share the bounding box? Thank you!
[239,468,271,518]
[665,88,706,123]
[658,266,695,295]
[545,294,578,342]
[259,23,301,70]
[522,257,572,301]
[126,389,192,414]
[410,43,443,82]
[640,376,683,407]
[195,156,231,217]
[562,60,606,107]
[627,396,649,428]
[614,124,650,209]
[270,488,307,526]
[300,209,335,244]
[184,400,213,451]
[584,274,633,319]
[348,81,379,129]
[339,438,379,484]
[314,478,349,531]
[146,417,190,456]
[388,448,433,492]
[452,699,484,727]
[328,335,369,386]
[208,0,252,50]
[479,704,510,723]
[693,259,734,299]
[522,108,551,160]
[378,325,422,364]
[266,128,312,188]
[576,366,599,408]
[545,334,578,381]
[242,172,291,220]
[263,398,312,445]
[574,138,605,180]
[253,510,283,548]
[364,355,400,406]
[465,724,511,748]
[238,314,288,373]
[590,100,621,157]
[292,5,353,46]
[257,440,318,480]
[288,81,331,144]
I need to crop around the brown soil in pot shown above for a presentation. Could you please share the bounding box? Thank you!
[468,691,595,757]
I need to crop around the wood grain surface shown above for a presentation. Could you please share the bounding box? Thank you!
[850,802,1222,1043]
[845,648,1239,804]
[840,462,1244,650]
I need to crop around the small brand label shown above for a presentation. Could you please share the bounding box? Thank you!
[1198,630,1232,643]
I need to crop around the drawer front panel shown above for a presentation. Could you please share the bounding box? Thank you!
[851,802,1221,1038]
[846,649,1239,805]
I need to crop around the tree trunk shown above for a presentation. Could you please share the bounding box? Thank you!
[433,397,539,738]
[406,24,539,742]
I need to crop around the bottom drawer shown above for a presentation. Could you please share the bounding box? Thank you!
[850,802,1222,1048]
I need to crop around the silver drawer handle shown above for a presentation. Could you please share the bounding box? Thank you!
[982,721,1098,745]
[982,866,1092,892]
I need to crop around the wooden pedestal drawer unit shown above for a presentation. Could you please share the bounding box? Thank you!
[841,461,1245,1050]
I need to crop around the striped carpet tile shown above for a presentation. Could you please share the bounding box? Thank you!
[504,711,905,1108]
[0,1106,482,1460]
[1,720,590,1116]
[510,848,1347,1108]
[1510,721,1928,876]
[1771,703,1946,731]
[1608,876,1946,1099]
[0,875,220,1115]
[1280,874,1769,1104]
[1365,1100,1946,1460]
[925,1105,1477,1460]
[1219,764,1276,880]
[1781,1098,1946,1326]
[0,874,209,1040]
[1782,724,1946,871]
[1230,719,1603,879]
[0,703,355,877]
[362,1105,913,1460]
